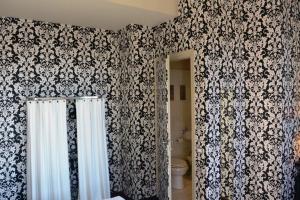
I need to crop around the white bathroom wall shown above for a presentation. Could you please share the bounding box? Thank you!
[170,60,191,159]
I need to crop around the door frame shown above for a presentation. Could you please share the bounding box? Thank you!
[167,49,196,200]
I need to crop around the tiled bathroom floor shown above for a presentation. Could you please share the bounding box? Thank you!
[172,176,192,200]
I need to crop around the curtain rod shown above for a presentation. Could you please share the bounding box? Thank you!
[27,96,104,101]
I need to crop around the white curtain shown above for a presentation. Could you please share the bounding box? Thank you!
[76,98,111,200]
[27,100,71,200]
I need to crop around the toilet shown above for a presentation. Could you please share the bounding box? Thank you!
[171,158,189,189]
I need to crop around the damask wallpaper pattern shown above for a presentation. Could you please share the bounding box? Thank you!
[154,56,170,200]
[0,17,124,199]
[0,0,300,200]
[117,24,157,199]
[0,18,158,200]
[154,0,300,199]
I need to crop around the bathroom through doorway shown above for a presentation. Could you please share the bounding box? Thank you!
[168,50,196,200]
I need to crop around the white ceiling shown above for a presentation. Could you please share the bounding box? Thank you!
[0,0,179,31]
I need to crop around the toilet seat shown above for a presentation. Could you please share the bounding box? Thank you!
[171,158,188,168]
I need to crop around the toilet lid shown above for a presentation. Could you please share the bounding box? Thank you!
[171,158,188,168]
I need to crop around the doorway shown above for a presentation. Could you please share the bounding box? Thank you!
[155,50,196,200]
[168,50,196,200]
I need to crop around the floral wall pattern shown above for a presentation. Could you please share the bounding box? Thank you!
[0,17,124,199]
[154,56,170,200]
[117,24,157,199]
[0,17,158,200]
[0,0,300,199]
[154,0,300,199]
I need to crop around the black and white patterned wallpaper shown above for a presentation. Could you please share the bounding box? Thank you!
[117,24,157,199]
[154,0,300,199]
[1,0,300,199]
[0,17,124,199]
[155,56,170,200]
[0,17,158,200]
